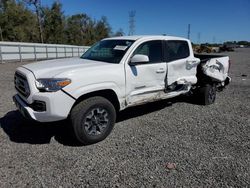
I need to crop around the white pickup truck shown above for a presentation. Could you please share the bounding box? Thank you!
[13,35,231,144]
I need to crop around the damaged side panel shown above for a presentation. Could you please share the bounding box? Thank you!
[126,88,190,107]
[164,40,200,88]
[202,57,229,82]
[125,63,167,106]
[167,58,200,87]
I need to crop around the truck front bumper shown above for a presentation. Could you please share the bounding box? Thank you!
[13,95,32,120]
[13,90,75,122]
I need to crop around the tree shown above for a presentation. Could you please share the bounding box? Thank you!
[42,1,65,44]
[65,14,113,45]
[238,41,250,46]
[94,16,111,41]
[65,13,92,45]
[83,19,96,45]
[0,0,9,11]
[65,14,84,45]
[0,0,121,45]
[0,0,39,42]
[25,0,44,43]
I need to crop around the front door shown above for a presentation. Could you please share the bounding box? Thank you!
[125,40,167,105]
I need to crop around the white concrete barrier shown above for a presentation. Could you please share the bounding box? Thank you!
[0,41,90,63]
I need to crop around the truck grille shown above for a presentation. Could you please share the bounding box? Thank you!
[14,72,30,98]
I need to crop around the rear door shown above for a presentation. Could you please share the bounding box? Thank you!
[125,40,167,105]
[165,40,200,86]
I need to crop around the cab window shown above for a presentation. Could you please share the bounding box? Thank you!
[133,40,163,63]
[165,40,190,62]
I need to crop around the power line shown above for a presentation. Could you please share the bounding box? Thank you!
[128,11,136,36]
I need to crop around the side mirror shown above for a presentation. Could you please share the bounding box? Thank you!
[129,54,149,66]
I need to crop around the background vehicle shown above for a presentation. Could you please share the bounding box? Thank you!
[219,44,235,52]
[193,45,220,53]
[13,36,231,144]
[211,47,220,53]
[195,44,213,53]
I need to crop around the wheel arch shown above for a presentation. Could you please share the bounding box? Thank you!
[71,89,121,113]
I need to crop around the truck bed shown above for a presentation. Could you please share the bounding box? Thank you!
[194,53,227,63]
[195,54,230,82]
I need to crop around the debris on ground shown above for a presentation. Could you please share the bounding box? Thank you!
[165,162,176,170]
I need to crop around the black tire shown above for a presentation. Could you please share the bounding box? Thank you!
[70,96,116,144]
[198,84,216,105]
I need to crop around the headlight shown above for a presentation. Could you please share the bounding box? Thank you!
[35,78,71,92]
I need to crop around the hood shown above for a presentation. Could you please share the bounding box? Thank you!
[22,58,112,78]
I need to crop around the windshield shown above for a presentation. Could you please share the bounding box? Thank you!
[81,40,134,64]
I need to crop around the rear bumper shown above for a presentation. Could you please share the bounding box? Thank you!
[216,76,231,92]
[13,91,75,122]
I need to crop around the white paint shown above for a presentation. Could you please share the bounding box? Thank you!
[202,57,229,82]
[12,36,230,122]
[14,67,75,122]
[113,45,128,51]
[166,39,200,86]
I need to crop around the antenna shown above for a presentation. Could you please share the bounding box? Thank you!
[187,24,190,39]
[128,11,136,36]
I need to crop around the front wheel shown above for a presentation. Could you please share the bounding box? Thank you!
[70,96,116,144]
[197,84,217,105]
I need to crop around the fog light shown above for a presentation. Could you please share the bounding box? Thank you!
[31,100,46,112]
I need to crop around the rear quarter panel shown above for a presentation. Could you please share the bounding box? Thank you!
[202,56,230,81]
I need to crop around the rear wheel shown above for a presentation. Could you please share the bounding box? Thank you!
[197,84,216,105]
[70,96,116,144]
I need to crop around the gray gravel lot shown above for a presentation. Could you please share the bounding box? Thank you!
[0,49,250,187]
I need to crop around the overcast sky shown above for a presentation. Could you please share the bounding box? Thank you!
[42,0,250,42]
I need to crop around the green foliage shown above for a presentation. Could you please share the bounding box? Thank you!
[0,0,39,42]
[42,2,65,44]
[95,16,111,40]
[235,41,250,46]
[0,0,123,45]
[65,14,87,45]
[65,15,114,45]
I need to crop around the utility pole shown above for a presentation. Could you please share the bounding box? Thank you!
[212,36,216,44]
[128,11,136,36]
[187,24,190,39]
[197,32,201,44]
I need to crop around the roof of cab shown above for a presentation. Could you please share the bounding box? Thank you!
[104,35,188,41]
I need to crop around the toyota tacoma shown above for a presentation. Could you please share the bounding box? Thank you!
[13,36,231,144]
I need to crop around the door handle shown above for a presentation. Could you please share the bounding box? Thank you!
[156,68,165,73]
[186,60,197,65]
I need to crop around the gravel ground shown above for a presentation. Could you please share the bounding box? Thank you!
[0,49,249,187]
